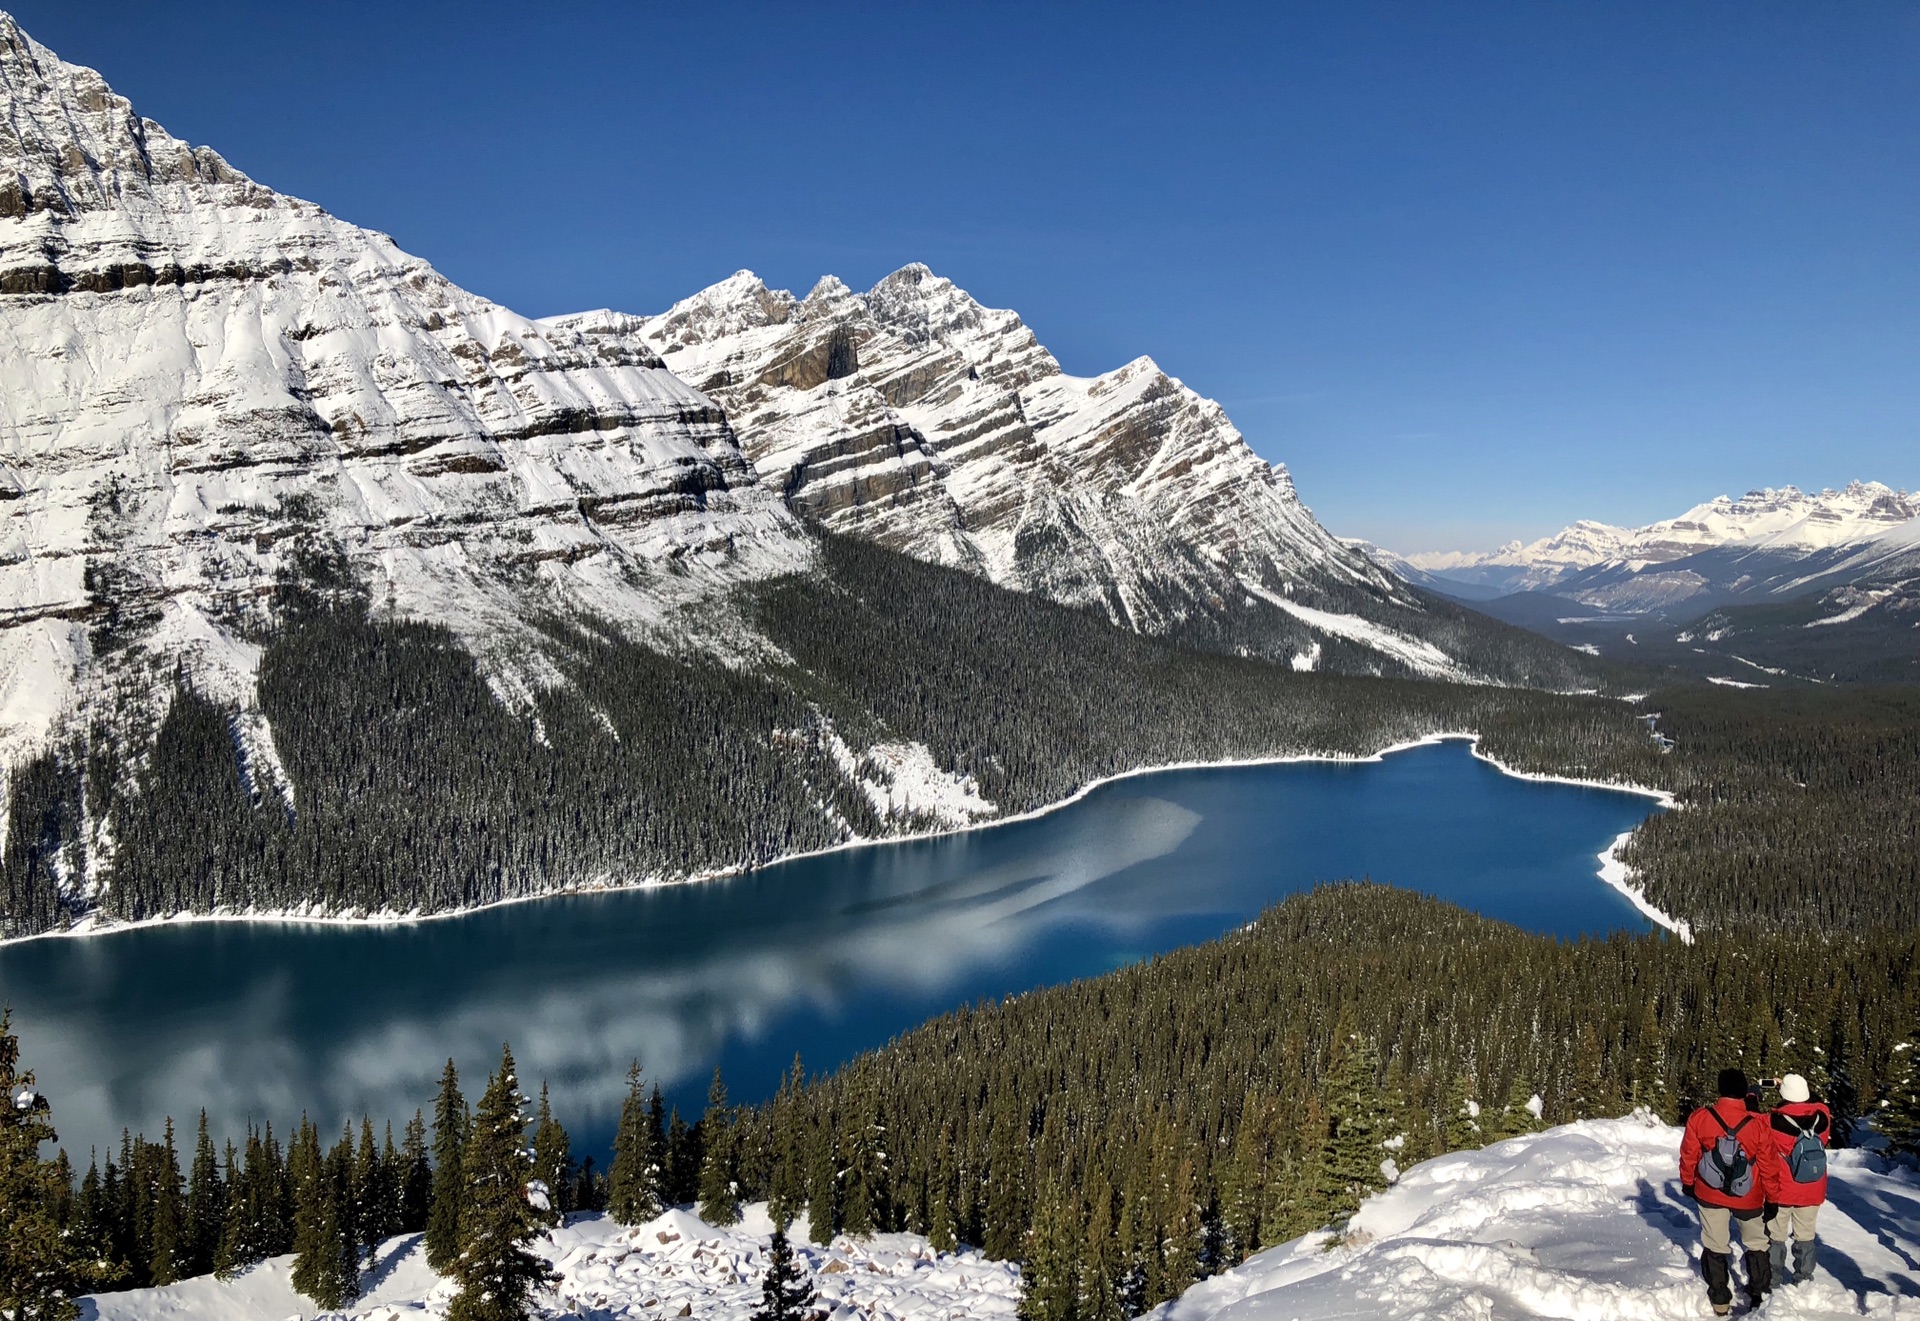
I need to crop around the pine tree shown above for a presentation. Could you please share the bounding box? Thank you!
[1492,1078,1545,1139]
[147,1119,185,1287]
[1880,1019,1920,1160]
[664,1108,700,1207]
[1078,1166,1124,1321]
[184,1111,223,1278]
[289,1117,356,1309]
[1018,1174,1081,1321]
[0,1009,120,1320]
[1440,1073,1482,1152]
[1628,1000,1672,1118]
[804,1107,839,1246]
[426,1059,468,1273]
[750,1225,816,1321]
[840,1080,886,1239]
[401,1110,433,1233]
[766,1057,807,1232]
[447,1045,557,1321]
[529,1083,572,1227]
[606,1062,661,1226]
[1320,1029,1392,1218]
[698,1067,740,1226]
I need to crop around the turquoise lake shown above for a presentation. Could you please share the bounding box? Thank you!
[0,738,1660,1160]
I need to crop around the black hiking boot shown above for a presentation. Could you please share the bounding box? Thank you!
[1702,1250,1733,1314]
[1744,1248,1773,1307]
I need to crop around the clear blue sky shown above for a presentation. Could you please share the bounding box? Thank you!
[16,1,1917,551]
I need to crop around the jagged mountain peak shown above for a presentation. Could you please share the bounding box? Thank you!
[548,265,1476,676]
[0,12,805,773]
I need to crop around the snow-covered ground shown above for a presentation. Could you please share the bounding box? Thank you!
[1153,1115,1920,1321]
[82,1205,1021,1321]
[83,1117,1920,1320]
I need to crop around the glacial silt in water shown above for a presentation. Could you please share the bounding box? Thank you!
[0,739,1659,1158]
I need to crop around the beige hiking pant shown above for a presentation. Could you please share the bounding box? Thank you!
[1700,1204,1766,1254]
[1767,1204,1819,1244]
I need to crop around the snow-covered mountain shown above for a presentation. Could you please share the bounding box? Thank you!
[552,267,1426,649]
[0,11,817,774]
[1395,483,1920,605]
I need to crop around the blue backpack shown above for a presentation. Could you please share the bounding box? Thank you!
[1783,1113,1828,1184]
[1695,1109,1756,1198]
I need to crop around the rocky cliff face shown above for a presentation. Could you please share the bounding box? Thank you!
[555,267,1421,651]
[0,14,808,769]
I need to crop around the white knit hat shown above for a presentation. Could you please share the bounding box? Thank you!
[1780,1073,1811,1103]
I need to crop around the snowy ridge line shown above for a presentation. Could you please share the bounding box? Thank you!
[0,734,1668,949]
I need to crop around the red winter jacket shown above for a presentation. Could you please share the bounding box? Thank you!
[1766,1100,1833,1207]
[1680,1096,1777,1212]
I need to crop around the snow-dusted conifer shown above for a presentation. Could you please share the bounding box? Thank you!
[1881,1018,1920,1160]
[530,1083,572,1226]
[448,1045,556,1321]
[606,1062,661,1225]
[0,1009,120,1319]
[1017,1174,1081,1321]
[425,1059,468,1272]
[697,1067,740,1226]
[749,1225,816,1321]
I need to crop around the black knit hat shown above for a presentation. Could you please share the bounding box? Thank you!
[1717,1067,1748,1099]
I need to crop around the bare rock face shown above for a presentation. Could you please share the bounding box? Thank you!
[555,265,1412,643]
[0,14,808,769]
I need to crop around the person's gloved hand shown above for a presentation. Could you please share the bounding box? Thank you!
[1764,1202,1780,1218]
[1682,1184,1698,1203]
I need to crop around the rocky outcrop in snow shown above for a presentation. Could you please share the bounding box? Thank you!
[0,12,809,769]
[554,266,1412,643]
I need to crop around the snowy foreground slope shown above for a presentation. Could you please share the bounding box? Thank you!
[1155,1116,1919,1321]
[83,1119,1920,1321]
[82,1205,1022,1321]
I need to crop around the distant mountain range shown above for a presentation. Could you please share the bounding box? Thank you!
[1358,484,1920,682]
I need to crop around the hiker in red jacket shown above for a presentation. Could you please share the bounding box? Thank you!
[1680,1067,1779,1315]
[1764,1072,1833,1286]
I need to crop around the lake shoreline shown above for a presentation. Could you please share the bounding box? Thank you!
[1,732,1675,950]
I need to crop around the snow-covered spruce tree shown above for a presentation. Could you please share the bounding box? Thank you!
[0,1009,120,1320]
[1492,1079,1546,1139]
[530,1084,572,1227]
[184,1112,223,1278]
[425,1058,468,1272]
[804,1106,840,1246]
[289,1117,357,1309]
[1319,1028,1393,1219]
[1881,1022,1920,1161]
[606,1062,662,1225]
[750,1225,816,1321]
[697,1067,740,1226]
[1078,1168,1126,1321]
[765,1056,807,1232]
[146,1118,185,1287]
[401,1110,433,1233]
[1441,1073,1483,1152]
[1017,1175,1081,1321]
[447,1045,557,1321]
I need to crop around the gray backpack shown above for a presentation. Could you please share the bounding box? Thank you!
[1783,1114,1827,1184]
[1695,1110,1756,1198]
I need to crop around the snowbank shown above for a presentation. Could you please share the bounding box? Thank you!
[1151,1114,1919,1320]
[81,1204,1021,1321]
